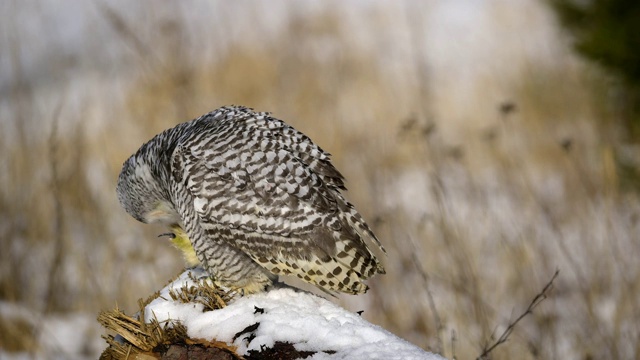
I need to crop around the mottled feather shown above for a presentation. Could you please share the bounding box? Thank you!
[117,106,385,294]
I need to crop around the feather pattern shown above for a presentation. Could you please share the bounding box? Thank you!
[117,106,385,294]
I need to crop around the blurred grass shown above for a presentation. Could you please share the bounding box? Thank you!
[1,2,639,359]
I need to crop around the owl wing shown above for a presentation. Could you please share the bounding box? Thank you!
[171,110,384,293]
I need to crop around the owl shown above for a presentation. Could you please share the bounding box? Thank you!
[117,106,385,295]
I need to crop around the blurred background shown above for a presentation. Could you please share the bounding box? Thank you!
[1,0,639,359]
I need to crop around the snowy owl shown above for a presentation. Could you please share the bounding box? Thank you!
[116,106,385,294]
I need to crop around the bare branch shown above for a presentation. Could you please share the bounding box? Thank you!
[408,236,444,354]
[477,270,559,360]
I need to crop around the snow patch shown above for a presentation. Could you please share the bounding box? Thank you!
[145,269,442,359]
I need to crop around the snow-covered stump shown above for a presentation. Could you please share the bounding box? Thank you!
[99,269,442,360]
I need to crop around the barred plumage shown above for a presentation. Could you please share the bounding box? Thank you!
[117,106,385,295]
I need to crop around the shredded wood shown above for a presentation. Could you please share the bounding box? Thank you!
[98,271,240,360]
[168,271,235,311]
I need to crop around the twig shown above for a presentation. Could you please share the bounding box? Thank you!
[44,101,65,314]
[477,270,559,360]
[451,329,457,360]
[408,236,444,354]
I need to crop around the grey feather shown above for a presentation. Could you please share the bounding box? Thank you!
[117,106,385,294]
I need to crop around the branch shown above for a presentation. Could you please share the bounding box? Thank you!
[408,236,444,354]
[477,270,559,360]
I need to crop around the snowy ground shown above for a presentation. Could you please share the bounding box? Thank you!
[145,269,443,359]
[0,302,104,360]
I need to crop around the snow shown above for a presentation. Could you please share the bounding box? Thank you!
[145,269,442,359]
[0,301,104,360]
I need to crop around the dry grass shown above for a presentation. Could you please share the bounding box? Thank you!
[1,2,639,359]
[98,280,239,360]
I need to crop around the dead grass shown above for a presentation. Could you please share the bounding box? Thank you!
[98,290,240,360]
[1,2,639,359]
[0,311,37,352]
